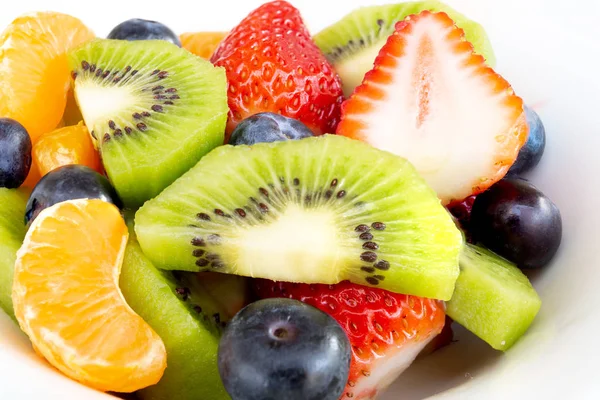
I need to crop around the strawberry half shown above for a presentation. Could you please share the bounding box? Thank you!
[211,1,344,140]
[337,11,528,205]
[255,280,445,400]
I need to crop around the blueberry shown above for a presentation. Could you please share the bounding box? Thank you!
[229,113,314,145]
[218,298,351,400]
[25,165,122,226]
[508,106,546,175]
[0,118,31,189]
[471,178,562,269]
[107,19,181,46]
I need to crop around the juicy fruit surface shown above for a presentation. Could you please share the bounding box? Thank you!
[314,0,496,97]
[256,280,446,399]
[180,31,228,59]
[107,19,181,46]
[471,178,562,269]
[229,112,314,145]
[120,232,232,400]
[337,11,528,204]
[33,122,101,176]
[211,1,344,140]
[135,135,462,300]
[25,165,121,225]
[218,298,351,400]
[69,39,228,207]
[509,105,546,175]
[12,199,167,392]
[0,118,32,188]
[0,188,28,319]
[0,12,95,140]
[446,244,541,351]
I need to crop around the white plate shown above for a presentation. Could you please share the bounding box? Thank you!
[1,0,599,399]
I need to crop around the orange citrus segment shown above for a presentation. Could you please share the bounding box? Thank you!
[22,160,41,189]
[33,122,102,176]
[0,12,95,141]
[12,199,166,392]
[180,31,228,59]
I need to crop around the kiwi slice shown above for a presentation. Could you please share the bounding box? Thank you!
[314,0,496,97]
[120,230,247,400]
[69,39,228,207]
[446,244,542,351]
[135,134,463,300]
[0,188,28,320]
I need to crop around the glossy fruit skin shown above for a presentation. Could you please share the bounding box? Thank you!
[508,106,546,175]
[471,178,562,269]
[218,298,351,400]
[229,113,314,145]
[107,19,181,46]
[25,165,121,226]
[0,118,32,189]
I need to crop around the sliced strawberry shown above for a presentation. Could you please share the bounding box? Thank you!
[255,280,445,400]
[337,11,528,205]
[211,1,344,140]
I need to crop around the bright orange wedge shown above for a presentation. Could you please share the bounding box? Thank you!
[12,199,166,392]
[0,12,94,141]
[180,31,228,59]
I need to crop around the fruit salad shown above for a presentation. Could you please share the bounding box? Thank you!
[0,1,562,400]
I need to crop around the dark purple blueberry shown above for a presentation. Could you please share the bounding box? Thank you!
[0,118,31,189]
[508,106,546,175]
[218,298,351,400]
[25,165,122,226]
[107,19,181,46]
[471,178,561,269]
[229,112,314,146]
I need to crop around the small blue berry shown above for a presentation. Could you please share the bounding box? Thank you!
[229,113,314,145]
[107,19,181,46]
[0,118,31,189]
[509,106,546,175]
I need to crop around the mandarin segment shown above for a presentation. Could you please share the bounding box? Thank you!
[180,32,228,59]
[12,199,166,393]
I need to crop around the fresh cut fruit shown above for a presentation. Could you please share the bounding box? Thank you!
[0,188,28,320]
[0,12,95,141]
[120,230,247,400]
[446,244,541,351]
[314,0,496,97]
[12,199,167,392]
[181,31,228,59]
[69,39,229,207]
[337,11,528,204]
[255,280,446,400]
[211,1,344,140]
[136,134,463,300]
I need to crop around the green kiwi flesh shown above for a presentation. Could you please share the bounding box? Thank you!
[0,188,28,320]
[135,135,463,300]
[120,230,246,400]
[446,244,542,351]
[69,39,228,208]
[314,0,496,97]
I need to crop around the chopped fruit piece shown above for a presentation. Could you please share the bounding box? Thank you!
[337,11,528,204]
[180,31,227,59]
[25,165,121,226]
[135,135,462,300]
[12,199,167,392]
[69,39,228,207]
[33,122,101,176]
[255,280,446,400]
[211,1,344,140]
[0,12,95,141]
[471,178,562,269]
[108,19,181,46]
[218,298,351,400]
[0,188,29,320]
[0,118,32,188]
[509,105,546,175]
[314,0,496,96]
[446,244,542,351]
[229,113,314,145]
[62,87,84,126]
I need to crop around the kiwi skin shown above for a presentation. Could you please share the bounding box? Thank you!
[0,188,29,321]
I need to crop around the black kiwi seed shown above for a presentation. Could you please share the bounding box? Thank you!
[325,190,333,199]
[192,249,205,257]
[137,123,148,132]
[152,85,164,91]
[197,212,211,221]
[164,100,174,105]
[151,69,160,75]
[81,60,90,70]
[366,277,379,285]
[196,258,209,267]
[133,113,142,119]
[213,313,221,324]
[193,305,203,313]
[259,203,269,213]
[336,190,346,199]
[103,133,111,143]
[359,232,373,241]
[360,251,377,263]
[259,188,269,198]
[114,129,123,137]
[124,127,133,134]
[175,287,190,300]
[361,266,376,273]
[191,237,205,247]
[363,242,379,250]
[236,208,247,218]
[142,111,151,117]
[372,222,386,231]
[108,120,116,130]
[293,178,300,186]
[90,130,97,139]
[374,260,390,271]
[131,70,138,76]
[355,224,370,233]
[373,275,385,281]
[152,105,164,112]
[331,178,338,187]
